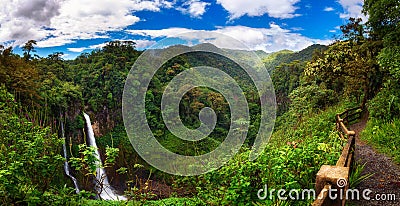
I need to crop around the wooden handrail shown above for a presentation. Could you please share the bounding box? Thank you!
[336,135,355,167]
[312,106,362,206]
[337,106,362,129]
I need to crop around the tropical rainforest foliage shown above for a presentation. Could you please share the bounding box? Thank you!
[0,0,399,204]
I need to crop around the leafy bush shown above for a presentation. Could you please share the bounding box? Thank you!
[288,84,337,119]
[378,46,400,81]
[367,82,400,121]
[144,197,206,206]
[0,85,83,204]
[348,162,374,189]
[361,118,400,164]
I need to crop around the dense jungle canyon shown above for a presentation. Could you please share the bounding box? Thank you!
[1,1,400,204]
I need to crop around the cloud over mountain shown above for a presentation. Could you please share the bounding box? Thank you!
[216,0,301,19]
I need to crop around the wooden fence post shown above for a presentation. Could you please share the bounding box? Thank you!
[312,106,361,206]
[315,165,349,206]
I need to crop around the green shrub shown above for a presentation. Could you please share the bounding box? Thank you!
[367,83,400,120]
[288,84,337,119]
[144,197,206,206]
[0,85,84,204]
[361,118,400,163]
[378,46,400,81]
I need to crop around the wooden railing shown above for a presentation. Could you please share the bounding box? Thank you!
[312,106,362,206]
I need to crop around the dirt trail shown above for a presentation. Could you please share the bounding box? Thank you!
[349,114,400,206]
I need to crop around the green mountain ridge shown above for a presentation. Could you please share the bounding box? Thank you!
[262,44,328,72]
[148,43,327,74]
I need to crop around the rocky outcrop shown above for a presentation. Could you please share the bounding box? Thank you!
[92,106,120,137]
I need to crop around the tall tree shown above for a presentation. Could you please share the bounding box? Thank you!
[305,19,383,107]
[22,40,37,60]
[363,0,400,44]
[340,17,366,43]
[0,45,39,102]
[364,0,400,82]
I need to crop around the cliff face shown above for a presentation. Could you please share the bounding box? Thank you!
[91,106,121,137]
[77,103,121,137]
[91,121,102,137]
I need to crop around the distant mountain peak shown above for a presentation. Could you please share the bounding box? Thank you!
[191,43,222,53]
[261,44,328,72]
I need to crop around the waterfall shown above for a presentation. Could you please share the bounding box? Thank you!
[61,119,80,194]
[83,112,126,200]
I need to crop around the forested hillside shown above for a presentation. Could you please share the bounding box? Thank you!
[0,0,399,204]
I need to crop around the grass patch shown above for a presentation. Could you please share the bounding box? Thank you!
[361,118,400,164]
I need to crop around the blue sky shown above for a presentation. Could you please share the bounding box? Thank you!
[0,0,366,59]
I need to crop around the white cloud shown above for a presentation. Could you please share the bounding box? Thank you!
[127,25,332,53]
[329,30,337,33]
[128,28,198,38]
[36,33,109,48]
[215,25,332,52]
[0,0,173,47]
[291,27,304,31]
[67,42,108,52]
[337,0,367,21]
[177,0,210,18]
[134,39,157,49]
[61,53,69,58]
[67,40,156,53]
[130,0,173,11]
[67,47,87,53]
[324,7,335,12]
[216,0,301,20]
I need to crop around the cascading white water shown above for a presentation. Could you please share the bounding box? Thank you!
[61,119,80,194]
[83,112,126,200]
